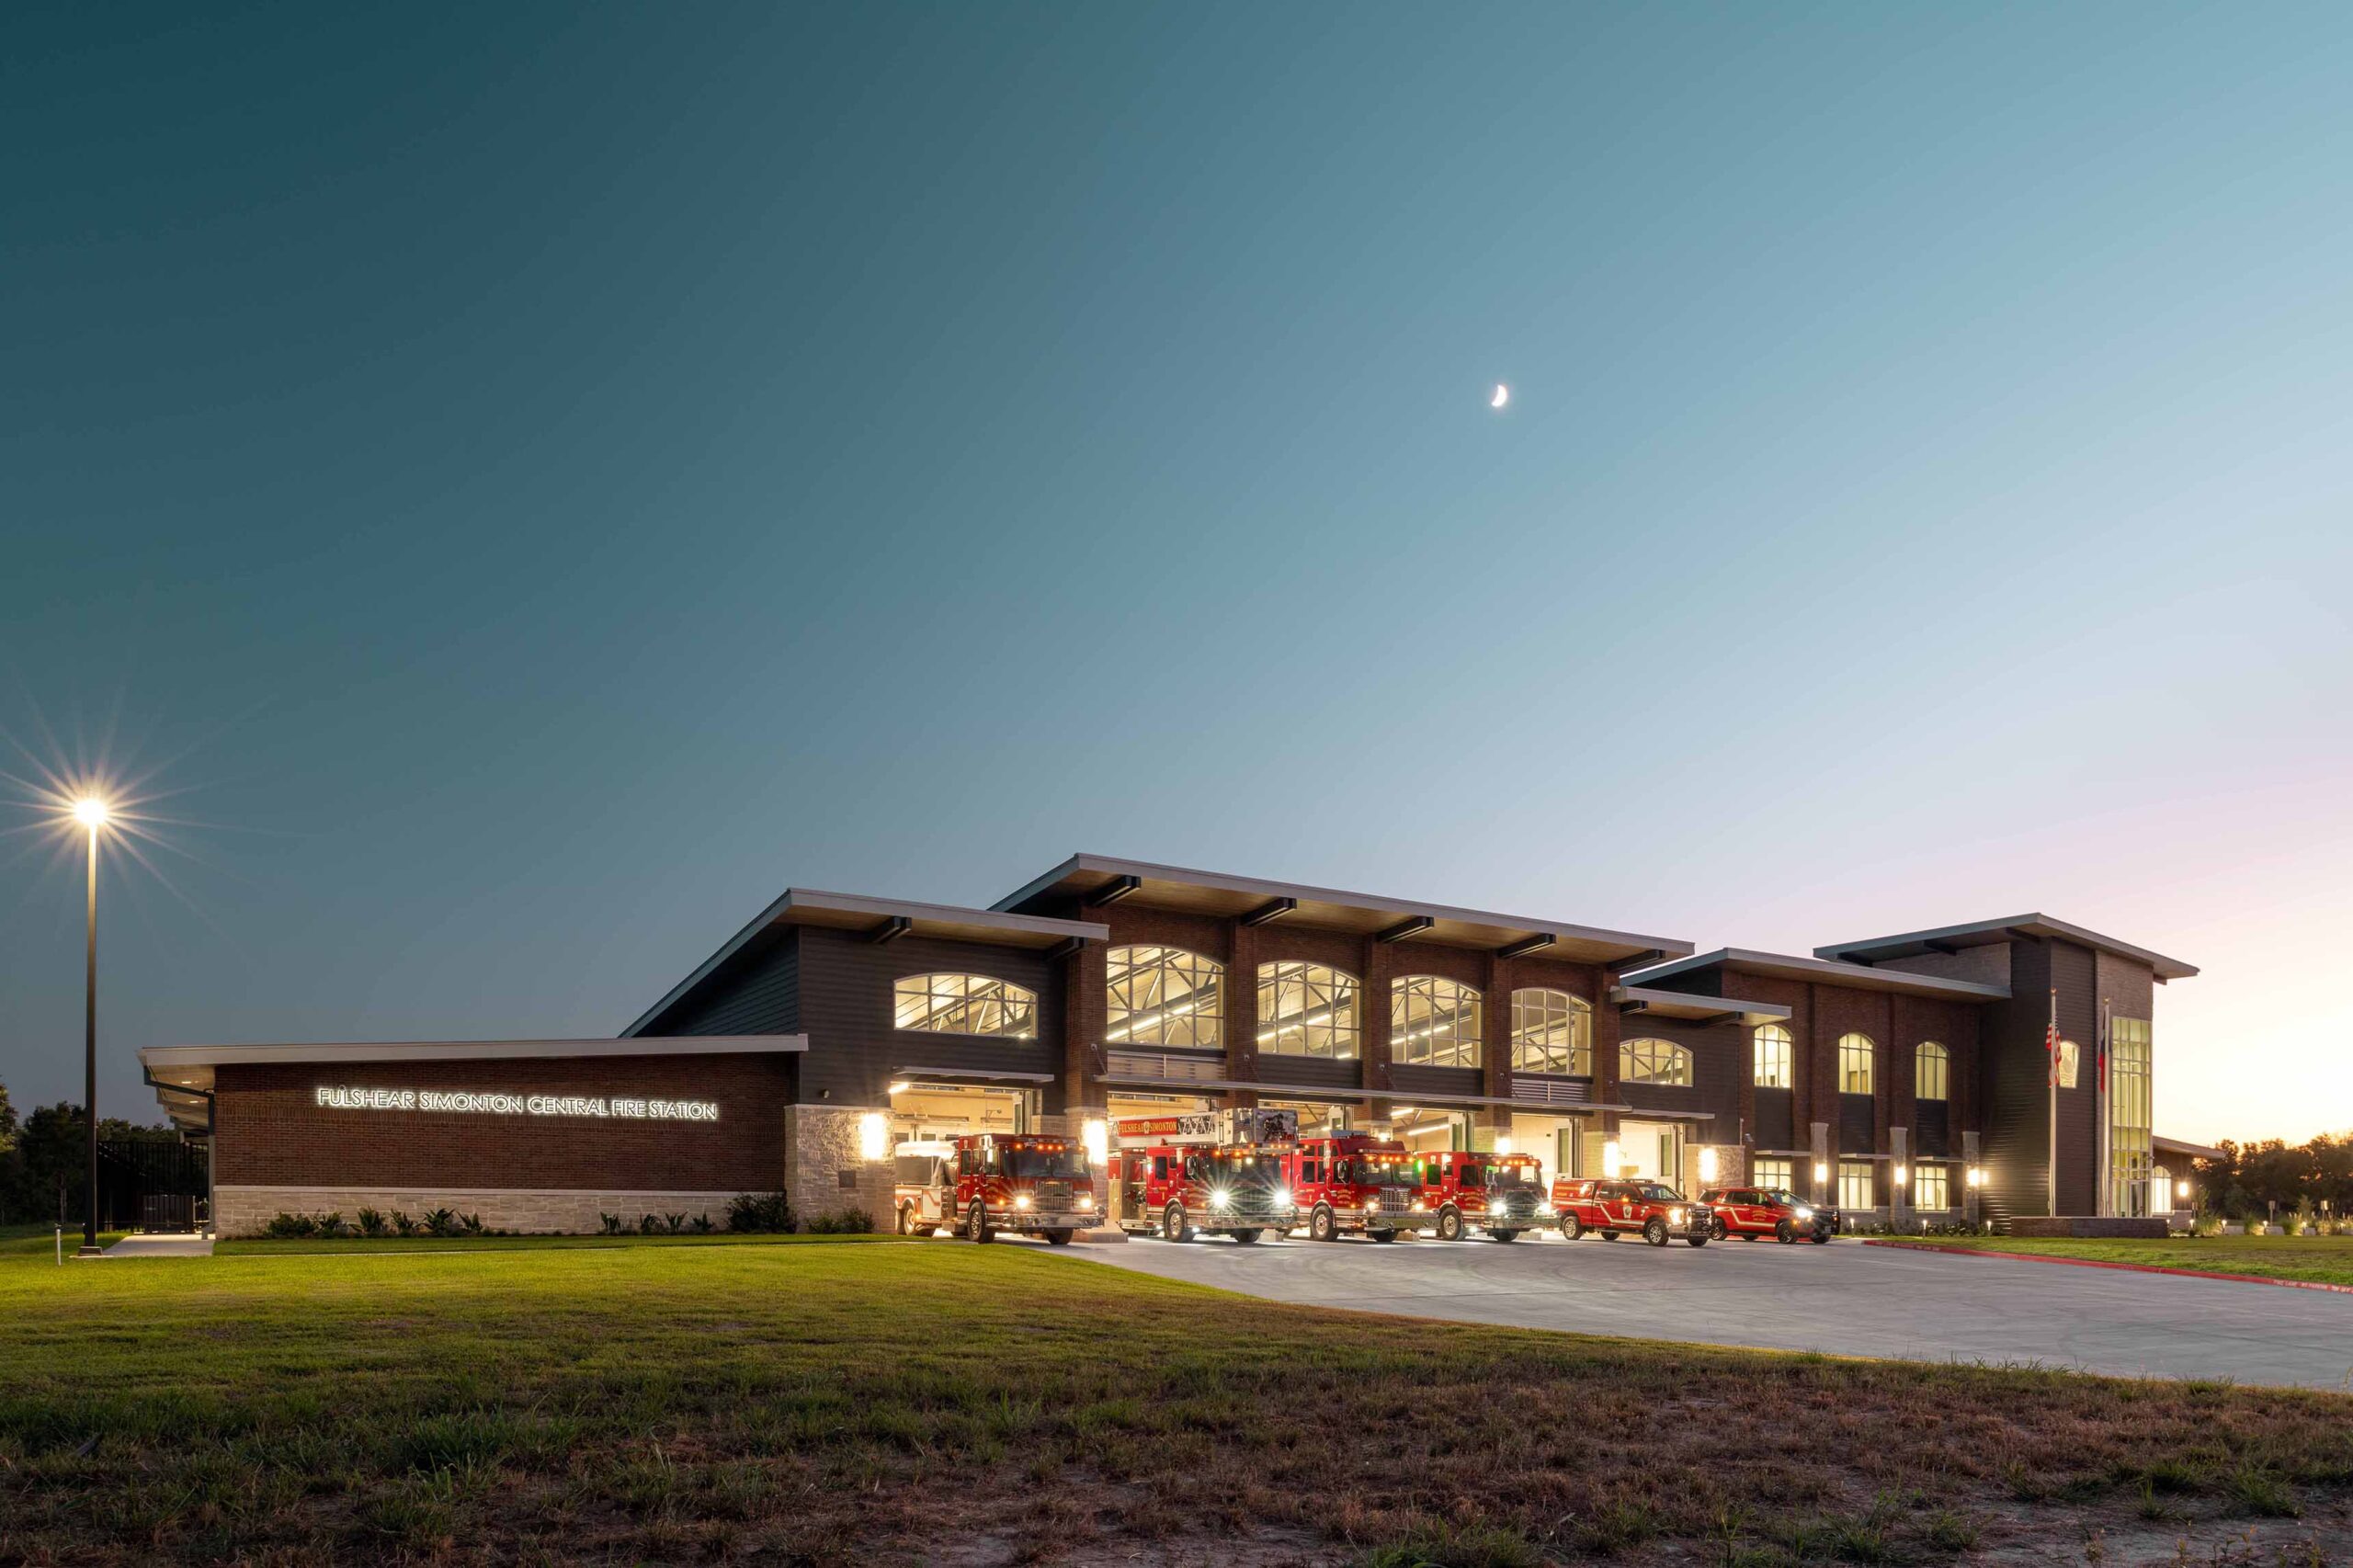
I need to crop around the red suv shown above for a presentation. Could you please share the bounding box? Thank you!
[1699,1186,1832,1244]
[1552,1177,1712,1246]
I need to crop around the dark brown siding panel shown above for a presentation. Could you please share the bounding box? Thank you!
[796,928,1061,1110]
[1619,1017,1737,1142]
[1982,937,2052,1223]
[2052,939,2100,1216]
[1755,1086,1795,1150]
[659,929,800,1038]
[1838,1093,1874,1151]
[1388,1064,1483,1100]
[1256,1057,1361,1094]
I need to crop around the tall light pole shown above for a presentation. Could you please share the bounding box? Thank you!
[73,796,109,1257]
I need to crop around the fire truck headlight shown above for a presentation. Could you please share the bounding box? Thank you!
[1076,1194,1094,1210]
[1274,1187,1292,1210]
[1413,1199,1426,1210]
[1209,1189,1231,1210]
[1669,1208,1687,1227]
[1013,1194,1033,1211]
[1793,1206,1813,1221]
[1362,1201,1377,1213]
[1537,1201,1554,1216]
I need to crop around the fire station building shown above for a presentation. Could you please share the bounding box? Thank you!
[143,854,2202,1236]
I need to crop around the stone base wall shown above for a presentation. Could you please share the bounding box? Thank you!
[2007,1215,2169,1239]
[217,1185,746,1238]
[784,1106,895,1231]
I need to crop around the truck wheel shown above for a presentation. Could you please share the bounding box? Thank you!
[1230,1229,1263,1244]
[1710,1216,1729,1242]
[1810,1231,1831,1244]
[1561,1215,1586,1241]
[897,1202,918,1236]
[1776,1219,1795,1244]
[1369,1228,1397,1243]
[1309,1205,1338,1243]
[1491,1230,1519,1244]
[1643,1217,1669,1247]
[1437,1207,1464,1243]
[1042,1229,1074,1245]
[1687,1233,1709,1248]
[1598,1228,1618,1241]
[964,1203,993,1244]
[1163,1203,1193,1243]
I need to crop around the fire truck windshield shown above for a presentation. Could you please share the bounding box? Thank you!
[1486,1164,1539,1188]
[1006,1147,1091,1180]
[1197,1152,1280,1187]
[1337,1157,1412,1187]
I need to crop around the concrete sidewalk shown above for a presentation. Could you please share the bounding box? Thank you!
[100,1235,214,1258]
[1052,1230,2353,1390]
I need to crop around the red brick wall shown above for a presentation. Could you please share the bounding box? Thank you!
[215,1053,792,1191]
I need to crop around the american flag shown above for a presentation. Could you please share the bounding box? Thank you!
[2047,1017,2063,1087]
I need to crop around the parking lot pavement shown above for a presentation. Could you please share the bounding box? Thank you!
[1044,1230,2353,1390]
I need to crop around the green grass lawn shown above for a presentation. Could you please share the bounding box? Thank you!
[3,1225,2350,1565]
[213,1231,894,1256]
[1875,1233,2353,1288]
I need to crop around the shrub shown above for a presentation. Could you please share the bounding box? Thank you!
[459,1212,486,1235]
[663,1212,688,1234]
[260,1211,318,1239]
[599,1212,626,1235]
[2191,1213,2226,1238]
[805,1209,875,1235]
[2245,1219,2269,1236]
[356,1207,389,1237]
[690,1213,716,1233]
[313,1211,347,1238]
[726,1191,794,1233]
[391,1210,416,1237]
[423,1208,459,1238]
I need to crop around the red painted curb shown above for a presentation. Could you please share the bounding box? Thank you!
[1864,1239,2353,1295]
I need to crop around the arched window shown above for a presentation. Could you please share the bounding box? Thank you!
[1256,961,1359,1059]
[1915,1040,1949,1101]
[894,973,1038,1039]
[1510,988,1591,1075]
[1106,947,1222,1048]
[1753,1024,1793,1089]
[1620,1037,1692,1087]
[1392,976,1482,1069]
[1837,1033,1875,1096]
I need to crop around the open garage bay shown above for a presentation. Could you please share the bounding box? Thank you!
[1062,1232,2353,1390]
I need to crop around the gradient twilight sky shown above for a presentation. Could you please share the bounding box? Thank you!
[4,5,2348,1142]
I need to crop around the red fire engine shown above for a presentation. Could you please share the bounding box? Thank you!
[1117,1142,1297,1242]
[1411,1150,1551,1241]
[893,1132,1097,1244]
[1285,1133,1433,1241]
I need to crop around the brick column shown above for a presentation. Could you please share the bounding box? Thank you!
[1890,1124,1911,1232]
[1361,936,1392,1095]
[1225,919,1257,1089]
[1483,951,1511,1103]
[1961,1129,1982,1230]
[1810,1120,1831,1208]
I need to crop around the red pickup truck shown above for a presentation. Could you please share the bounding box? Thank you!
[1699,1185,1832,1244]
[1552,1177,1712,1246]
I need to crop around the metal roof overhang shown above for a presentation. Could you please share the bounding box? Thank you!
[2154,1132,2227,1163]
[993,855,1692,967]
[141,1035,809,1108]
[1612,984,1790,1026]
[892,1065,1058,1085]
[1624,949,2012,1003]
[1098,1071,1669,1116]
[626,890,1108,1037]
[1813,915,2197,983]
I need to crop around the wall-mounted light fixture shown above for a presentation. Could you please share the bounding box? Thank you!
[858,1111,890,1163]
[1813,1162,1829,1186]
[1492,1134,1514,1157]
[1697,1147,1719,1183]
[1602,1140,1622,1176]
[1965,1166,1984,1189]
[1893,1164,1909,1187]
[1082,1117,1109,1167]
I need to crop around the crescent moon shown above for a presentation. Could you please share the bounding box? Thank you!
[1490,383,1509,409]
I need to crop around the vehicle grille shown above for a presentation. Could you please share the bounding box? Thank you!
[1035,1183,1074,1213]
[1378,1191,1412,1215]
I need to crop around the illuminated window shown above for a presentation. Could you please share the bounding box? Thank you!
[1753,1025,1793,1089]
[1106,947,1222,1048]
[1392,976,1482,1069]
[2109,1018,2153,1216]
[1915,1040,1949,1101]
[1913,1164,1951,1211]
[893,973,1038,1040]
[1837,1033,1875,1096]
[1751,1156,1792,1192]
[1620,1038,1693,1087]
[1509,988,1590,1075]
[1838,1160,1875,1210]
[1256,962,1359,1059]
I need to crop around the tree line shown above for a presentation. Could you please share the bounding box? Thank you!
[0,1079,182,1224]
[2194,1132,2353,1220]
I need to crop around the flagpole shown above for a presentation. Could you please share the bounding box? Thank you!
[2097,996,2111,1218]
[2045,987,2058,1218]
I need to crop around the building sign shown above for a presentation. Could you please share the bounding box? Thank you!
[314,1086,720,1121]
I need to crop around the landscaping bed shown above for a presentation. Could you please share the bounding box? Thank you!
[2,1226,2349,1564]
